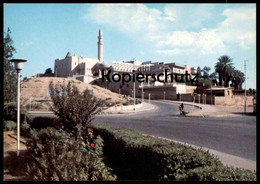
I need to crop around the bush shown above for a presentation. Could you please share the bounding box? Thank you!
[4,102,27,123]
[177,165,256,181]
[49,81,105,137]
[91,123,256,181]
[4,120,16,131]
[25,114,59,130]
[25,127,116,181]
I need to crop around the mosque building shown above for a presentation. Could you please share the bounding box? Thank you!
[54,29,105,83]
[53,29,198,99]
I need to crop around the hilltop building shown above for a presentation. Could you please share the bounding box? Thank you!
[54,29,105,83]
[53,29,198,100]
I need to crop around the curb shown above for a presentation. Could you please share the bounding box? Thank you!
[161,100,202,109]
[100,102,156,115]
[159,100,205,117]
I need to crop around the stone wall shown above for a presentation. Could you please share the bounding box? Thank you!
[215,95,253,106]
[178,93,193,102]
[186,85,197,94]
[142,86,177,100]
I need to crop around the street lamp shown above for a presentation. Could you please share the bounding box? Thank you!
[133,61,136,111]
[9,58,27,157]
[244,60,248,114]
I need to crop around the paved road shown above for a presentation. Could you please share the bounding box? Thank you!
[94,100,256,162]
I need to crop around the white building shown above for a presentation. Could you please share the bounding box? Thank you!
[54,29,104,83]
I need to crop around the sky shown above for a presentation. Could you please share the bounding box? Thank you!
[4,3,256,89]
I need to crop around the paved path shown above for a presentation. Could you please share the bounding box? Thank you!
[100,101,156,114]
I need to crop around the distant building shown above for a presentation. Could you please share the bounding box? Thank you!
[52,29,199,100]
[54,29,104,83]
[102,60,198,99]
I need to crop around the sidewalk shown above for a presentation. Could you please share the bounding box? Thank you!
[161,100,254,117]
[100,101,156,115]
[28,101,156,116]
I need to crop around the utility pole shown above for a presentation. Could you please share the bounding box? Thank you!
[133,61,136,111]
[244,60,247,114]
[211,85,213,105]
[141,83,144,103]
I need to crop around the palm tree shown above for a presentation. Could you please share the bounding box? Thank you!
[231,70,245,89]
[201,66,211,80]
[209,71,218,86]
[215,55,234,87]
[224,66,235,87]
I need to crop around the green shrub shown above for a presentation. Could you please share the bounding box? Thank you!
[4,120,16,131]
[91,123,256,181]
[49,81,105,137]
[25,114,58,130]
[26,127,116,181]
[177,165,256,181]
[4,102,27,123]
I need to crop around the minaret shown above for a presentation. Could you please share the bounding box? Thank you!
[97,29,103,63]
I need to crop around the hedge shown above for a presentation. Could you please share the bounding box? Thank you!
[25,114,59,130]
[91,123,256,181]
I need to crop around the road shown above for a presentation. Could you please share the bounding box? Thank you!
[94,100,256,162]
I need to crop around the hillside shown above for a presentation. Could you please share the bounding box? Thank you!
[21,77,128,111]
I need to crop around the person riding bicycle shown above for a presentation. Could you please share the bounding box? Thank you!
[179,103,185,115]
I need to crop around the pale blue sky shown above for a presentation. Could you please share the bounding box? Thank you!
[4,3,256,89]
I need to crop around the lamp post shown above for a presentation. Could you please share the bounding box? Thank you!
[141,83,144,103]
[133,62,136,111]
[244,60,247,114]
[10,58,27,157]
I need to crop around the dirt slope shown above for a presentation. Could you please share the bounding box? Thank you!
[21,77,128,111]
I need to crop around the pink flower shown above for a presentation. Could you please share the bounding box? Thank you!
[90,134,94,137]
[88,128,92,132]
[90,143,95,147]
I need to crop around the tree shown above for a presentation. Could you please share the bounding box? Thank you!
[215,55,234,87]
[224,65,236,87]
[196,66,203,86]
[231,69,245,89]
[201,66,211,80]
[196,66,215,88]
[3,28,17,103]
[209,72,218,86]
[45,68,52,74]
[49,81,105,138]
